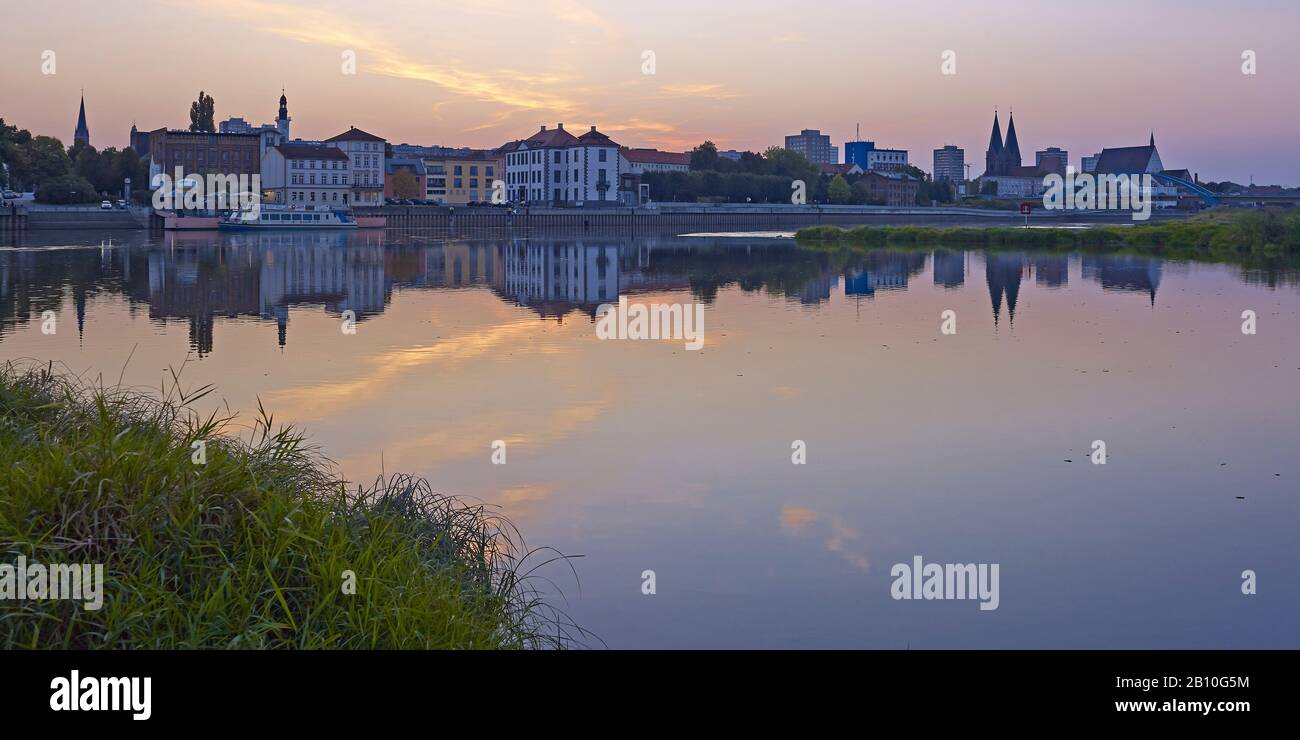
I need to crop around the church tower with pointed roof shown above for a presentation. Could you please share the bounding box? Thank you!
[74,92,90,146]
[984,111,1003,177]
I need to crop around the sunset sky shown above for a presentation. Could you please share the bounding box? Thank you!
[3,0,1298,184]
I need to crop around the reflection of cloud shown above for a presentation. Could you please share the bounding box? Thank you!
[826,518,869,573]
[781,505,869,572]
[780,505,818,535]
[262,319,541,421]
[771,385,803,399]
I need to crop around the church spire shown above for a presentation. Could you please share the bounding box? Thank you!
[1149,130,1155,147]
[987,110,1003,153]
[1004,111,1021,163]
[74,90,90,146]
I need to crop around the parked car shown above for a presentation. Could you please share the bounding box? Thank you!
[100,200,113,210]
[1,190,19,200]
[116,199,127,209]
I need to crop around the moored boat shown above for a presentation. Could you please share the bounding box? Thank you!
[218,205,359,230]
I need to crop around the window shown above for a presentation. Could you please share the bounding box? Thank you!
[486,166,494,177]
[553,151,561,164]
[454,165,463,176]
[470,166,478,176]
[599,149,607,162]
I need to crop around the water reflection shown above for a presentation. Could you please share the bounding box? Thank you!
[1,231,1255,355]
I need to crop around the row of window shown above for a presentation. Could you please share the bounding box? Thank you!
[289,191,347,203]
[292,174,348,185]
[291,160,346,170]
[506,148,610,166]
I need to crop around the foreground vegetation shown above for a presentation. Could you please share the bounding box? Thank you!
[795,208,1300,265]
[0,362,580,649]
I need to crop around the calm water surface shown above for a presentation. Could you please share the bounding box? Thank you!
[2,229,1298,648]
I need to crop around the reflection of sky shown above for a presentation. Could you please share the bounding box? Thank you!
[2,232,1299,648]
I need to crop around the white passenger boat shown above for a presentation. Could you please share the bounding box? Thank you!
[218,205,358,230]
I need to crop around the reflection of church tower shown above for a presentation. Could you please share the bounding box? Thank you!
[1033,255,1069,287]
[986,253,1026,327]
[74,284,87,343]
[74,92,90,146]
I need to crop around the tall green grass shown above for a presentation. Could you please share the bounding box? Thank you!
[0,361,586,649]
[795,208,1300,265]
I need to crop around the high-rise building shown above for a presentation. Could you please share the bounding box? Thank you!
[933,145,965,182]
[1035,147,1068,176]
[784,129,839,165]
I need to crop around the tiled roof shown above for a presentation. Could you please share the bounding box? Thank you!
[275,143,350,160]
[577,126,618,147]
[324,127,385,143]
[524,125,580,148]
[1094,145,1156,175]
[622,148,690,166]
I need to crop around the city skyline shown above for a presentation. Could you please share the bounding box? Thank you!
[3,0,1299,184]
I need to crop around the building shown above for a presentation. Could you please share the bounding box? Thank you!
[260,143,352,206]
[785,129,838,165]
[855,170,920,206]
[932,145,965,182]
[717,149,743,161]
[385,159,427,200]
[618,148,691,203]
[129,123,149,156]
[146,128,261,182]
[845,140,908,172]
[977,111,1049,197]
[1035,147,1069,176]
[420,152,502,204]
[1080,153,1101,173]
[499,123,622,205]
[74,93,90,147]
[819,163,863,177]
[1093,133,1179,207]
[218,92,292,158]
[324,127,386,207]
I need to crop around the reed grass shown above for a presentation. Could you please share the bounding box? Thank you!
[0,361,587,649]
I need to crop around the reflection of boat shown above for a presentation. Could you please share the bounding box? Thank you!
[218,205,358,230]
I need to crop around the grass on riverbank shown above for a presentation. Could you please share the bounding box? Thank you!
[0,361,581,649]
[795,208,1300,263]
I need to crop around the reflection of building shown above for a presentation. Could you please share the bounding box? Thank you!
[932,249,965,288]
[497,240,620,316]
[986,252,1027,327]
[844,252,927,298]
[1082,255,1162,305]
[1033,254,1069,287]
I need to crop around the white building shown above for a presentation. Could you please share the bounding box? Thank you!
[219,92,292,159]
[500,123,621,204]
[324,127,386,207]
[619,148,690,175]
[260,143,352,206]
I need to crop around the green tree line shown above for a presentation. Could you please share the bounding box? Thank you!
[1,118,149,204]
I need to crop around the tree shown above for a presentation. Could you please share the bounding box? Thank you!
[690,141,719,171]
[189,91,216,133]
[391,169,420,199]
[828,174,853,204]
[36,173,97,204]
[18,136,73,189]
